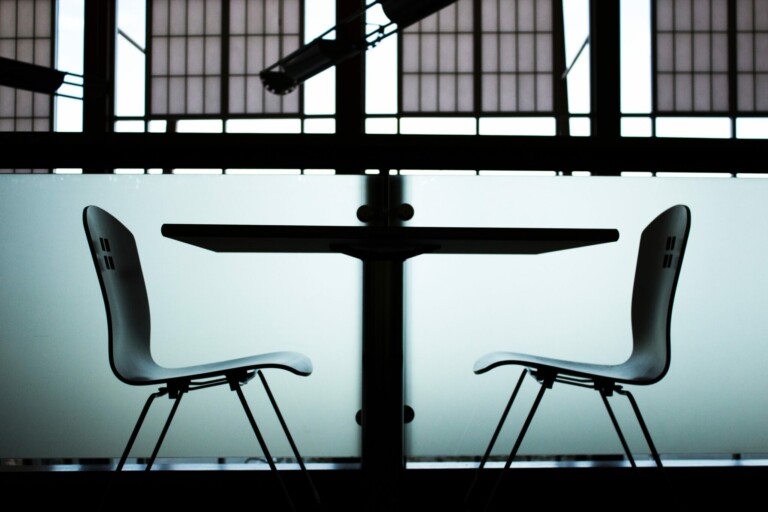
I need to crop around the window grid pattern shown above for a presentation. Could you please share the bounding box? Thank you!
[0,0,55,133]
[400,0,474,113]
[229,0,301,114]
[148,0,301,118]
[653,0,768,115]
[655,0,730,112]
[399,0,555,115]
[480,0,554,112]
[736,0,768,111]
[149,0,224,116]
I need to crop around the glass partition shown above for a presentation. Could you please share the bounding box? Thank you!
[403,173,768,462]
[3,173,768,466]
[0,174,364,462]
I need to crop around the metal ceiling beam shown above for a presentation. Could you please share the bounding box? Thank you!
[1,132,763,174]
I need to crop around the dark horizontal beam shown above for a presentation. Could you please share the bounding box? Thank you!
[1,133,765,174]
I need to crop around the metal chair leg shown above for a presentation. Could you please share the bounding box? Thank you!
[612,386,682,505]
[104,388,167,507]
[233,381,296,512]
[258,370,322,508]
[599,388,637,469]
[615,387,675,497]
[483,377,550,512]
[145,391,184,471]
[464,369,527,508]
[116,389,167,471]
[617,388,664,468]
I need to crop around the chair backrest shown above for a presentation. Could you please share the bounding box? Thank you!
[83,205,158,384]
[625,204,691,384]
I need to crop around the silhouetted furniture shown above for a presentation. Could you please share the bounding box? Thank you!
[0,56,66,94]
[465,204,691,510]
[161,220,620,508]
[82,205,320,510]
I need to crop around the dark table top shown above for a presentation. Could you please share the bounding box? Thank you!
[161,224,619,258]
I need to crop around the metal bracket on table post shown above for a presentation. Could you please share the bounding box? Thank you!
[357,171,414,226]
[356,406,415,426]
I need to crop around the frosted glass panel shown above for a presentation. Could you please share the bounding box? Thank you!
[0,175,364,460]
[403,175,768,459]
[6,173,768,463]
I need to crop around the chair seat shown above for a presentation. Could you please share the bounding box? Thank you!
[473,350,657,384]
[122,350,314,384]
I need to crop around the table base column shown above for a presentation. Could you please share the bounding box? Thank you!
[362,257,405,511]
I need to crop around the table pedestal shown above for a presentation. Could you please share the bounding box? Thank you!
[159,222,620,511]
[361,257,406,510]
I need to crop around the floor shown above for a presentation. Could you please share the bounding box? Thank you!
[2,461,766,510]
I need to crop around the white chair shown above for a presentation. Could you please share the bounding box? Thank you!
[83,205,321,510]
[465,205,691,510]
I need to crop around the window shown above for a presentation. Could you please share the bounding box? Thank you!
[653,0,768,115]
[378,0,581,136]
[400,0,561,115]
[148,0,302,118]
[114,0,336,135]
[0,0,56,133]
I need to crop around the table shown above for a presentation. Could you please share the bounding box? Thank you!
[161,223,619,509]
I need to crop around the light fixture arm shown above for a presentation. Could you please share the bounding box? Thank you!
[260,0,458,95]
[0,56,67,94]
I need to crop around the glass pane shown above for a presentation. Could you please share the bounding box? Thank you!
[365,29,397,114]
[115,37,146,117]
[0,175,365,461]
[403,174,768,460]
[499,73,516,109]
[117,0,146,48]
[656,115,731,136]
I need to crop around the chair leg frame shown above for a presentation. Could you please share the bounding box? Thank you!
[232,381,297,511]
[113,376,317,510]
[257,370,323,507]
[145,391,184,471]
[464,369,528,507]
[482,375,550,512]
[465,369,553,511]
[599,388,638,469]
[467,373,673,511]
[116,388,168,471]
[615,387,664,469]
[615,387,673,495]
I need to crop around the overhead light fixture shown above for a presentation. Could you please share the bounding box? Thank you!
[261,38,363,96]
[0,56,66,94]
[379,0,459,29]
[260,0,459,95]
[0,56,83,100]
